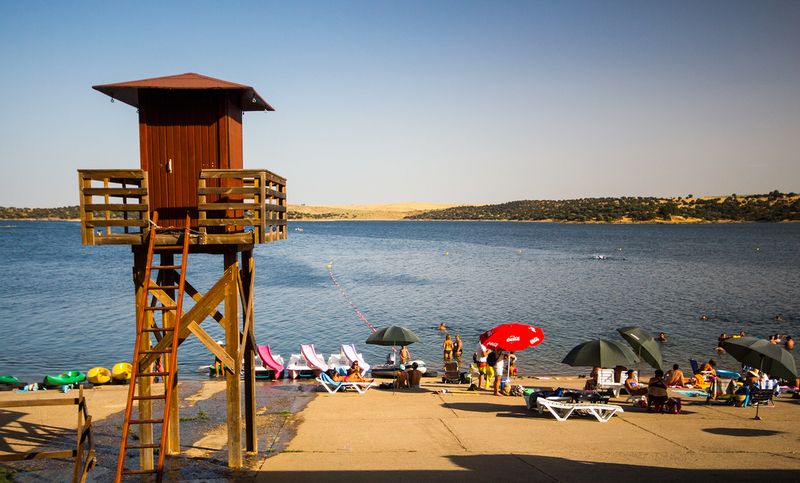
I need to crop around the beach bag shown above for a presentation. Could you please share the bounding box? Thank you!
[473,352,478,363]
[510,385,524,397]
[501,384,511,396]
[486,352,498,367]
[667,397,682,414]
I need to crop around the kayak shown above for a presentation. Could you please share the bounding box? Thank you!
[0,375,21,384]
[112,362,132,381]
[87,367,111,384]
[44,371,86,386]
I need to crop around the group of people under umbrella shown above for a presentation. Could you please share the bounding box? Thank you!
[364,323,797,416]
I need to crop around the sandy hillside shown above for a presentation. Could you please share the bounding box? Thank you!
[288,202,466,220]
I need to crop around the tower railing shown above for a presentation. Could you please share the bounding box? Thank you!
[78,170,150,246]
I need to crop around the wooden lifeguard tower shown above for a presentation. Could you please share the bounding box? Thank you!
[78,73,286,482]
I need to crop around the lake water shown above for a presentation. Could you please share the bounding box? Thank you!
[1,220,798,383]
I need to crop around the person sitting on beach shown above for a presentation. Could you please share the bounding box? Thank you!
[394,365,408,389]
[584,366,600,390]
[399,346,410,364]
[347,361,372,383]
[407,362,423,389]
[699,359,717,376]
[443,335,454,361]
[624,370,648,397]
[786,336,794,350]
[647,370,669,412]
[654,332,667,342]
[664,364,688,386]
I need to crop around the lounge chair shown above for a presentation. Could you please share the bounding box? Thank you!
[596,368,623,398]
[341,344,371,376]
[706,377,737,404]
[442,362,460,384]
[536,398,624,422]
[316,372,373,394]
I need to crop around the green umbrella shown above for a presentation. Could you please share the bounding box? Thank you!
[617,326,663,371]
[366,326,422,347]
[720,337,797,381]
[561,339,639,368]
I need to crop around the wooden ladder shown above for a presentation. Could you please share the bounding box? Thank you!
[116,212,191,483]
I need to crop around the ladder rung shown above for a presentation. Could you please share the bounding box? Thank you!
[138,371,170,377]
[152,265,181,269]
[153,285,181,290]
[142,327,174,332]
[154,245,184,250]
[123,443,161,450]
[121,468,158,475]
[144,306,177,311]
[132,395,166,401]
[129,419,164,425]
[139,349,172,354]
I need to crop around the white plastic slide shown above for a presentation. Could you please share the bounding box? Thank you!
[256,345,285,380]
[301,344,329,374]
[341,343,370,376]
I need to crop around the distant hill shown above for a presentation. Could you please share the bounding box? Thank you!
[404,191,800,223]
[4,192,799,222]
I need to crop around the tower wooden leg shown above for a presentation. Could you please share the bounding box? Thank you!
[224,252,242,467]
[242,250,257,453]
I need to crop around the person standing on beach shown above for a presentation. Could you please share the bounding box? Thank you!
[475,340,490,389]
[454,335,463,359]
[443,335,454,361]
[487,349,507,396]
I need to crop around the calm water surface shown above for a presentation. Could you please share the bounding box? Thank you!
[1,220,798,383]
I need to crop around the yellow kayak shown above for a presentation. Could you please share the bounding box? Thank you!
[111,362,132,381]
[87,367,111,384]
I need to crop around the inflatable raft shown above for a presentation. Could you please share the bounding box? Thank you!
[87,367,111,384]
[44,371,85,386]
[112,362,132,381]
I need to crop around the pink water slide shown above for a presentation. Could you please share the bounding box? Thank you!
[301,344,329,374]
[257,345,284,380]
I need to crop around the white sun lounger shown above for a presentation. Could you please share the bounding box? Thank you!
[536,399,624,422]
[316,373,373,394]
[341,343,370,376]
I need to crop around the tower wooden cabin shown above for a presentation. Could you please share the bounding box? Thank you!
[78,73,286,481]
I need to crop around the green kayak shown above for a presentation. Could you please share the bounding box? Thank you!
[0,375,21,384]
[44,371,86,386]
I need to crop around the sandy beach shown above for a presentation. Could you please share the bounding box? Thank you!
[2,375,799,482]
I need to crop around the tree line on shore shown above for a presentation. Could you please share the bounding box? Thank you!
[3,191,799,222]
[404,191,800,223]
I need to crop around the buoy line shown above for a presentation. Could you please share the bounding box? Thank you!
[328,263,377,333]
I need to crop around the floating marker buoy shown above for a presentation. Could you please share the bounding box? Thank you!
[445,252,449,255]
[519,250,522,253]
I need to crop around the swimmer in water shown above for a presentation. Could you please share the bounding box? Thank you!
[437,322,446,331]
[701,315,708,320]
[654,332,667,342]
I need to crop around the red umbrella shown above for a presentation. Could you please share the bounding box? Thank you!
[480,323,545,351]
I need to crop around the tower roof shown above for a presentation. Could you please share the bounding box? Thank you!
[93,72,274,111]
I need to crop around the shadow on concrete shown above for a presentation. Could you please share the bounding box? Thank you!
[245,453,800,482]
[703,427,785,437]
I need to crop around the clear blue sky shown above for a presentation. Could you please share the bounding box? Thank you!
[2,1,798,207]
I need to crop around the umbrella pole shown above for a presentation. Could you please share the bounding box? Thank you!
[754,356,765,420]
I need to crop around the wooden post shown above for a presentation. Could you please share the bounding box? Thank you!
[242,250,257,452]
[162,253,180,455]
[132,248,154,472]
[224,250,242,467]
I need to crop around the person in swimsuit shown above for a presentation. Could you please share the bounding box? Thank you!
[647,370,669,411]
[624,370,648,396]
[654,332,667,342]
[443,335,454,361]
[454,335,463,359]
[664,364,687,386]
[399,346,410,364]
[438,322,446,331]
